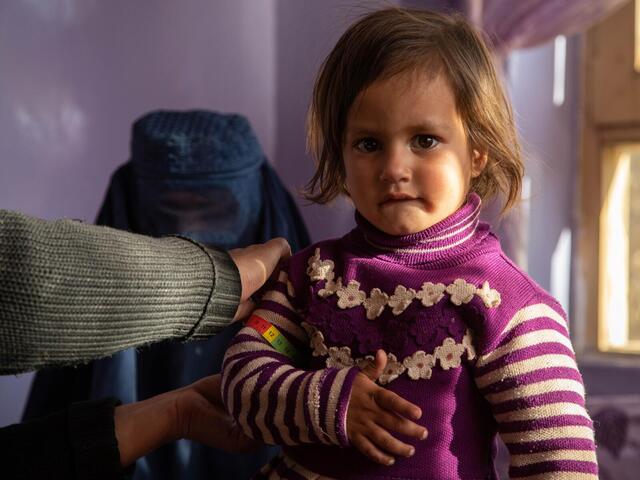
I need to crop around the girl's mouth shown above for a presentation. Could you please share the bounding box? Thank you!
[380,193,418,206]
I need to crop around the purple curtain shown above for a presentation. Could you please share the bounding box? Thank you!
[479,0,629,58]
[435,0,629,53]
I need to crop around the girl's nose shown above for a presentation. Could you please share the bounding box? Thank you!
[379,145,411,183]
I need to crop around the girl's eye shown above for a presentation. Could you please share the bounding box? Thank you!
[354,137,380,153]
[412,135,438,150]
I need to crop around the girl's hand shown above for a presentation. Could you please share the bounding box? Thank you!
[346,350,428,466]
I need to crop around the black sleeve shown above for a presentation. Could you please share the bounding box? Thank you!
[0,397,130,480]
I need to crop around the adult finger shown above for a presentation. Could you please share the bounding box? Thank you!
[188,374,223,406]
[189,402,258,453]
[232,299,256,322]
[351,433,396,466]
[374,387,423,421]
[229,237,292,302]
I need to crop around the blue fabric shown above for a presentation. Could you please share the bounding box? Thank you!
[23,110,310,479]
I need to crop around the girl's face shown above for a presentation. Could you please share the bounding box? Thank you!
[342,70,487,236]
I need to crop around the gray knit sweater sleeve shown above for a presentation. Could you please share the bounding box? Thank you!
[0,209,241,374]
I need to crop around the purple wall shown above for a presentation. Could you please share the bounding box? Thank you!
[0,0,278,220]
[275,0,363,242]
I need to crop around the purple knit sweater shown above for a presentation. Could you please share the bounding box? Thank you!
[221,194,598,480]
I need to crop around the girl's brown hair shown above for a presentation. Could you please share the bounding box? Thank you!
[305,7,523,213]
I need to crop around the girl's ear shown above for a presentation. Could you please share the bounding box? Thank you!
[471,148,488,178]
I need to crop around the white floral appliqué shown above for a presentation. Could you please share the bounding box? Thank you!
[306,251,502,313]
[306,248,335,282]
[326,346,355,369]
[403,351,436,380]
[306,321,477,384]
[446,279,476,306]
[476,281,501,308]
[378,353,406,385]
[434,337,466,370]
[363,288,389,319]
[336,280,367,309]
[301,322,329,357]
[462,329,476,360]
[355,355,375,371]
[318,276,342,298]
[415,282,446,307]
[388,285,416,315]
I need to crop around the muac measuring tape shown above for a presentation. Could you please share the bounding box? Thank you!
[246,314,301,361]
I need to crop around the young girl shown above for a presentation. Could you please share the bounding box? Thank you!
[221,8,598,479]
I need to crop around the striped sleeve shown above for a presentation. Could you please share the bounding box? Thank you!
[221,269,360,447]
[474,302,598,479]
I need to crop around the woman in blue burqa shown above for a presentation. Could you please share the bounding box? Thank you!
[23,110,310,479]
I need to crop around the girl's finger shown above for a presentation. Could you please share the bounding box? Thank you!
[352,433,396,466]
[359,350,387,381]
[374,410,428,441]
[367,423,416,458]
[374,387,422,420]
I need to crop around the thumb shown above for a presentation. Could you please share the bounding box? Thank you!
[360,349,387,382]
[258,237,292,280]
[229,237,292,302]
[232,299,256,323]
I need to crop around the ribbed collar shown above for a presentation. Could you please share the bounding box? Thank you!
[349,193,494,267]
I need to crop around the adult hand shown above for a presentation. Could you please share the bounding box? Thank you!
[229,237,292,321]
[346,350,428,466]
[114,374,257,467]
[173,375,257,452]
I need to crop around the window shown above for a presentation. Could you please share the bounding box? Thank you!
[599,145,640,353]
[579,0,640,356]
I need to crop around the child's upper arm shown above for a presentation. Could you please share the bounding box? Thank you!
[473,291,598,479]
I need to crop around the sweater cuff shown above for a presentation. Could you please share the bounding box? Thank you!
[173,236,241,338]
[321,366,360,447]
[199,246,242,336]
[68,397,127,480]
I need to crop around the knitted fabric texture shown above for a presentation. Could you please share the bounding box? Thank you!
[221,193,598,480]
[0,209,240,374]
